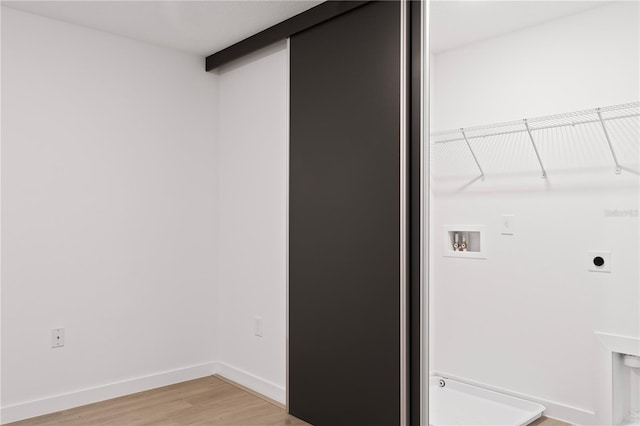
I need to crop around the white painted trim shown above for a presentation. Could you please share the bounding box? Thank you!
[595,332,640,356]
[216,361,286,405]
[433,371,595,426]
[0,362,217,425]
[594,332,640,425]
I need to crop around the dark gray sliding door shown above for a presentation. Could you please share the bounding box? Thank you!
[289,2,402,425]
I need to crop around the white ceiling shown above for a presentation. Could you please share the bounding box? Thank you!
[1,1,614,57]
[430,0,610,53]
[1,0,323,56]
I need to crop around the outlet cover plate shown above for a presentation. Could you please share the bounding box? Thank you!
[501,215,515,235]
[51,328,65,348]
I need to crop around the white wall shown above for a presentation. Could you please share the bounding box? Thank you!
[431,2,639,132]
[1,8,218,423]
[215,41,289,404]
[429,3,639,425]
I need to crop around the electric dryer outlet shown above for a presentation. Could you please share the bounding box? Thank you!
[588,251,611,273]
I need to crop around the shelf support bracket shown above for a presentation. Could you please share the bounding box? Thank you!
[523,119,547,179]
[596,108,622,174]
[460,129,484,179]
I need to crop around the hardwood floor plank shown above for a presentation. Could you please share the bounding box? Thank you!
[6,376,308,426]
[530,417,570,426]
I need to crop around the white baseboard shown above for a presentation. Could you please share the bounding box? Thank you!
[1,362,217,425]
[433,371,596,426]
[215,361,286,405]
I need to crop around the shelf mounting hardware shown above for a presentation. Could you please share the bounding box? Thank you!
[523,119,547,179]
[460,128,485,179]
[596,108,622,174]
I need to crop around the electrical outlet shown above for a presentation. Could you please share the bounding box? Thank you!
[588,251,611,273]
[254,317,263,337]
[51,328,65,348]
[501,215,515,235]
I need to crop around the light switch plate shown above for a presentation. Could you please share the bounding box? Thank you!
[254,317,263,337]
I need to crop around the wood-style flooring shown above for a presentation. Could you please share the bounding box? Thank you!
[6,376,309,426]
[530,417,570,426]
[6,375,569,426]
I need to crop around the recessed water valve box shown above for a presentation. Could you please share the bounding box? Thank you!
[588,251,611,273]
[443,225,486,259]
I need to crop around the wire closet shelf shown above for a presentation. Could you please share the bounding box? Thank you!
[430,102,640,179]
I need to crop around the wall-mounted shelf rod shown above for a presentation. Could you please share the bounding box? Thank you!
[460,129,484,178]
[596,108,622,174]
[432,102,639,144]
[430,102,639,178]
[433,113,638,144]
[523,119,547,179]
